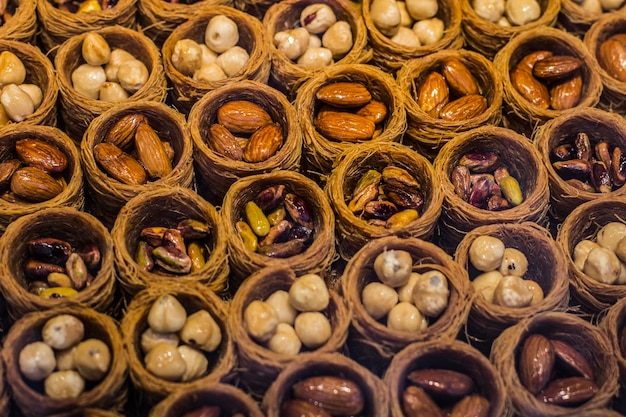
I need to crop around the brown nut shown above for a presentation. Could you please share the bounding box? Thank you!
[10,167,64,202]
[401,385,444,417]
[316,82,372,108]
[598,38,626,83]
[532,55,583,81]
[510,66,550,109]
[356,100,388,124]
[539,377,599,406]
[0,159,20,191]
[93,142,147,185]
[207,124,243,161]
[406,369,474,399]
[519,334,555,395]
[439,94,487,121]
[518,50,553,70]
[281,399,332,417]
[104,113,149,150]
[134,123,173,180]
[217,100,272,134]
[441,58,479,96]
[243,123,283,163]
[314,111,375,142]
[550,74,582,110]
[551,339,594,380]
[449,394,490,417]
[459,151,500,173]
[416,71,449,115]
[15,139,68,174]
[292,376,365,416]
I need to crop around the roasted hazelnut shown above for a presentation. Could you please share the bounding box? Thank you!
[294,311,331,348]
[82,32,111,66]
[19,341,56,381]
[387,301,428,332]
[148,294,188,334]
[373,249,413,287]
[44,370,85,399]
[266,322,302,355]
[265,290,297,325]
[42,314,84,350]
[498,248,529,277]
[144,342,187,381]
[179,310,222,352]
[288,273,329,312]
[361,282,398,320]
[244,300,279,342]
[74,338,111,381]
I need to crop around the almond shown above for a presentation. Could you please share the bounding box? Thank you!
[93,142,147,185]
[532,55,583,81]
[134,123,172,180]
[539,377,598,405]
[105,113,148,151]
[442,58,480,96]
[550,73,582,110]
[356,100,388,124]
[551,339,594,380]
[10,166,64,202]
[439,94,487,121]
[217,100,272,134]
[207,123,243,161]
[316,82,372,108]
[243,123,283,163]
[517,50,553,71]
[449,394,490,417]
[402,385,444,417]
[510,66,550,108]
[416,71,449,115]
[406,369,474,399]
[15,139,68,174]
[0,159,20,191]
[519,334,554,395]
[281,399,332,417]
[598,38,626,82]
[315,111,375,142]
[292,376,364,416]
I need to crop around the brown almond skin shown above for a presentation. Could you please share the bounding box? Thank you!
[134,123,172,180]
[401,385,444,417]
[510,66,550,108]
[539,377,599,406]
[243,123,284,163]
[217,100,273,134]
[518,50,554,70]
[519,334,555,395]
[442,58,480,96]
[208,123,243,161]
[15,139,68,174]
[417,71,449,114]
[104,113,148,150]
[550,73,582,110]
[598,38,626,82]
[292,376,365,416]
[439,94,487,121]
[406,369,474,399]
[449,394,490,417]
[532,55,583,81]
[281,399,332,417]
[93,142,147,185]
[316,82,372,108]
[10,166,64,202]
[315,112,375,142]
[551,339,594,380]
[0,159,20,191]
[356,100,388,124]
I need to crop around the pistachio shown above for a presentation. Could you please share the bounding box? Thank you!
[245,200,270,237]
[135,240,155,272]
[459,151,500,173]
[256,184,286,212]
[152,246,192,274]
[348,170,381,213]
[65,253,88,290]
[236,220,258,252]
[39,287,79,298]
[284,193,314,229]
[386,208,419,228]
[47,272,73,288]
[257,239,305,257]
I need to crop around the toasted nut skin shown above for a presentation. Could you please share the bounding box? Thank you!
[315,112,375,142]
[93,142,147,185]
[105,113,148,150]
[10,167,64,202]
[449,394,490,417]
[551,339,594,380]
[315,82,372,108]
[15,139,68,174]
[598,38,626,82]
[207,123,243,161]
[281,399,332,417]
[550,74,582,110]
[134,123,173,180]
[217,101,272,134]
[532,55,583,81]
[0,159,20,191]
[356,100,388,124]
[243,123,283,163]
[519,334,555,395]
[416,71,449,114]
[511,66,550,108]
[292,376,365,416]
[518,50,553,70]
[439,94,487,121]
[539,377,599,405]
[442,58,479,96]
[402,385,444,417]
[406,369,474,399]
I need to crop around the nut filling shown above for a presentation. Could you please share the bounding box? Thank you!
[281,375,365,417]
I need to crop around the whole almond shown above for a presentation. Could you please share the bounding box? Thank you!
[292,376,364,416]
[550,339,594,380]
[281,399,332,417]
[93,142,147,185]
[442,58,480,96]
[243,123,283,163]
[518,50,554,70]
[406,369,474,399]
[550,74,582,110]
[15,139,68,174]
[519,334,555,395]
[510,66,550,109]
[10,166,64,202]
[105,113,148,150]
[207,123,243,161]
[402,385,444,417]
[315,111,375,142]
[539,377,598,405]
[0,159,20,191]
[598,38,626,82]
[439,94,487,121]
[416,71,449,115]
[134,123,173,180]
[356,100,388,124]
[449,394,490,417]
[217,101,272,134]
[316,82,372,108]
[532,55,583,81]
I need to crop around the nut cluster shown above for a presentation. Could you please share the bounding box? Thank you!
[172,15,249,81]
[472,0,541,26]
[416,58,487,121]
[452,151,524,211]
[518,334,598,406]
[0,51,44,124]
[206,100,283,163]
[19,314,111,399]
[469,235,544,308]
[573,222,626,285]
[402,368,490,416]
[273,3,353,69]
[281,375,365,417]
[0,139,68,204]
[24,237,101,299]
[135,219,211,275]
[348,166,423,229]
[142,294,222,382]
[510,51,583,110]
[370,0,444,48]
[94,113,174,185]
[361,250,450,331]
[236,184,315,258]
[50,0,118,12]
[314,81,388,142]
[572,0,624,14]
[243,273,332,353]
[551,132,626,193]
[72,32,148,101]
[181,408,245,417]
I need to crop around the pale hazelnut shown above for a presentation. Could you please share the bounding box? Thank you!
[322,21,353,59]
[71,63,106,99]
[144,342,187,381]
[205,15,240,53]
[296,47,333,69]
[472,270,504,303]
[397,272,421,303]
[266,323,302,355]
[19,341,56,381]
[74,338,111,381]
[55,347,76,371]
[472,0,505,22]
[42,314,84,350]
[148,294,188,334]
[370,0,401,37]
[468,235,505,272]
[596,222,626,252]
[215,46,249,77]
[505,0,541,26]
[1,84,34,122]
[274,28,310,61]
[265,290,297,325]
[361,282,398,320]
[140,328,179,354]
[243,300,279,342]
[171,39,203,76]
[179,309,222,352]
[44,370,85,399]
[412,17,444,46]
[99,81,129,102]
[294,311,332,349]
[525,279,544,305]
[177,345,208,382]
[193,63,228,82]
[390,27,421,48]
[105,48,136,82]
[584,247,621,284]
[0,51,26,87]
[373,249,413,287]
[300,4,337,34]
[573,239,600,271]
[412,270,449,318]
[82,32,111,66]
[493,275,533,308]
[117,59,148,94]
[387,302,427,332]
[405,0,438,20]
[498,247,528,277]
[288,273,329,312]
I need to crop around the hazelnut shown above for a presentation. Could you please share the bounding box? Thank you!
[472,0,505,22]
[412,270,449,318]
[104,48,136,83]
[274,28,310,61]
[117,59,148,94]
[361,282,398,320]
[82,32,111,66]
[44,370,85,399]
[19,341,56,381]
[0,51,26,87]
[205,15,239,53]
[468,235,505,272]
[140,328,179,354]
[171,39,203,76]
[266,323,302,355]
[300,4,337,34]
[370,0,401,37]
[1,84,35,122]
[265,290,297,325]
[498,248,528,277]
[397,272,421,303]
[71,64,106,99]
[373,249,413,287]
[244,300,279,343]
[55,347,76,371]
[179,309,222,352]
[74,338,111,381]
[387,302,428,332]
[99,81,129,102]
[573,239,600,271]
[412,17,444,46]
[405,0,438,20]
[505,0,541,26]
[390,27,421,48]
[321,21,353,59]
[294,311,332,349]
[193,63,228,82]
[288,273,329,312]
[144,342,187,381]
[18,84,43,109]
[596,222,626,253]
[471,270,504,303]
[296,47,333,69]
[583,247,621,284]
[525,279,544,305]
[493,275,533,308]
[215,46,249,77]
[148,294,188,334]
[177,345,208,382]
[42,314,84,350]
